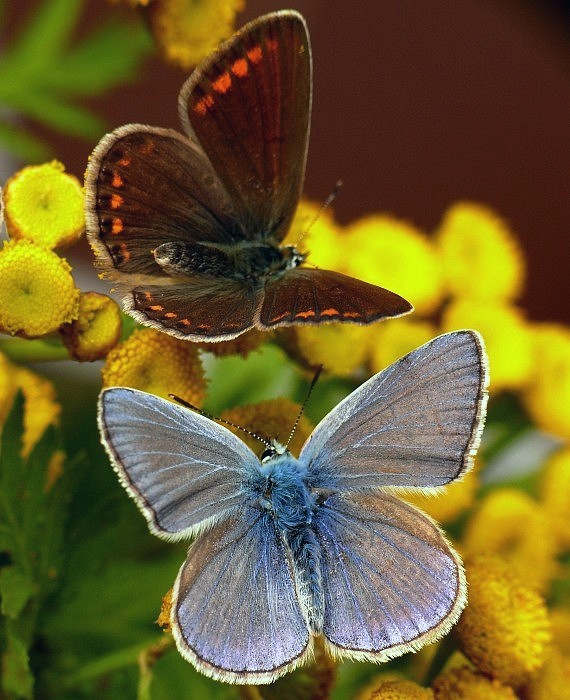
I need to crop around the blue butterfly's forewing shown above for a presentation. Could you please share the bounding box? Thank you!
[98,388,258,539]
[300,330,488,492]
[171,505,311,684]
[313,493,464,660]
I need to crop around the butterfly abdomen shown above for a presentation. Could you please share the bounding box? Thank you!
[153,240,305,282]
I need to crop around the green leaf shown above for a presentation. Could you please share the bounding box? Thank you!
[0,567,35,619]
[1,627,34,699]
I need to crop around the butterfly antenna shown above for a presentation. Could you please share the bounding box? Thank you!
[169,394,273,449]
[296,180,343,248]
[284,366,323,450]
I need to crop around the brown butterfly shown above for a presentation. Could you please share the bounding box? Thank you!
[85,11,412,341]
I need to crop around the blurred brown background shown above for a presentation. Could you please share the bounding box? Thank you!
[5,0,570,323]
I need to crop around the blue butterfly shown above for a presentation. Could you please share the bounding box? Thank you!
[98,330,488,684]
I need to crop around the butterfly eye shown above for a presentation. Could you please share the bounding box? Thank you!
[261,447,277,462]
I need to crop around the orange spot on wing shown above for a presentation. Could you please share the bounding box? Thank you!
[178,318,191,327]
[320,308,340,317]
[112,172,123,188]
[246,45,263,64]
[110,193,123,209]
[295,310,316,319]
[213,72,231,94]
[149,304,164,312]
[342,311,360,319]
[111,218,123,234]
[143,292,152,301]
[194,94,215,115]
[270,311,289,323]
[117,156,131,167]
[164,312,177,319]
[231,58,248,77]
[119,243,131,262]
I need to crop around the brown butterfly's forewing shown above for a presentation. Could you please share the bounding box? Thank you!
[259,269,413,328]
[179,11,311,245]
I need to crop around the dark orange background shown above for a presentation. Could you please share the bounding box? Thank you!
[7,0,570,323]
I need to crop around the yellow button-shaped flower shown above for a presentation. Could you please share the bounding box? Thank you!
[149,0,245,69]
[0,240,80,338]
[456,553,551,687]
[60,292,122,362]
[285,199,346,272]
[3,161,84,249]
[369,318,437,374]
[343,215,443,316]
[435,202,524,302]
[433,666,517,699]
[102,328,206,405]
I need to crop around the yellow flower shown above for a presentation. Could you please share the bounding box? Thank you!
[60,292,122,362]
[220,398,314,458]
[441,299,532,392]
[432,666,517,699]
[522,323,570,439]
[101,328,206,404]
[404,469,478,525]
[435,202,524,302]
[0,240,80,338]
[455,554,551,687]
[197,328,270,358]
[290,324,374,376]
[3,161,84,249]
[284,199,346,272]
[462,488,557,593]
[147,0,245,69]
[343,215,443,316]
[369,318,437,374]
[521,649,570,700]
[12,365,61,458]
[539,447,570,552]
[359,679,433,700]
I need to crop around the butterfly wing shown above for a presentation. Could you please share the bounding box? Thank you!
[98,388,258,539]
[179,11,311,244]
[300,331,488,490]
[172,505,311,684]
[258,268,413,327]
[314,492,464,660]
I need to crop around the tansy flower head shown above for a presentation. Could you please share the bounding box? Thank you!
[146,0,244,70]
[432,666,517,699]
[369,319,437,374]
[435,202,524,303]
[521,649,570,700]
[404,468,479,525]
[539,447,570,552]
[462,488,558,592]
[522,323,570,439]
[286,324,374,377]
[11,365,61,458]
[3,161,84,249]
[343,215,442,316]
[441,299,532,392]
[455,553,551,687]
[157,588,173,632]
[359,679,433,700]
[284,199,345,272]
[60,292,122,361]
[0,240,80,338]
[220,398,313,458]
[101,328,206,404]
